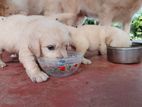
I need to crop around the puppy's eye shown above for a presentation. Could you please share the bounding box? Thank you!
[47,45,55,50]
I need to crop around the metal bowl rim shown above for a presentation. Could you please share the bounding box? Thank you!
[107,46,142,50]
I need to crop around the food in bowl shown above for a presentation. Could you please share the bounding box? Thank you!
[37,51,83,78]
[107,42,142,64]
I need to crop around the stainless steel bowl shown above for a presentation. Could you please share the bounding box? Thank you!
[107,43,142,64]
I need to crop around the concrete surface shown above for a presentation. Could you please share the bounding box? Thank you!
[0,52,142,107]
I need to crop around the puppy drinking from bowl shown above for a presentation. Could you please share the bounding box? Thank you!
[0,15,70,83]
[68,25,132,64]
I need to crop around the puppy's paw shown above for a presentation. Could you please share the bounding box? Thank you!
[100,49,107,55]
[82,58,92,64]
[29,71,49,83]
[0,61,6,68]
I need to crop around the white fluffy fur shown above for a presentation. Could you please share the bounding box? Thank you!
[68,25,132,64]
[0,15,70,83]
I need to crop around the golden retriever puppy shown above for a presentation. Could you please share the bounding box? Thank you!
[68,25,131,64]
[0,15,70,83]
[4,0,142,32]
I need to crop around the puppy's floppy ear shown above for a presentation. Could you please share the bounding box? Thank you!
[28,38,41,58]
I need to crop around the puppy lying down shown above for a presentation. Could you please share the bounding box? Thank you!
[68,25,131,64]
[0,15,70,83]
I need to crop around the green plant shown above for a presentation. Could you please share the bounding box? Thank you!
[82,17,98,25]
[130,8,142,40]
[131,15,142,39]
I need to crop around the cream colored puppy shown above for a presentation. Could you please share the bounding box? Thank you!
[68,25,131,64]
[4,0,142,32]
[0,15,70,83]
